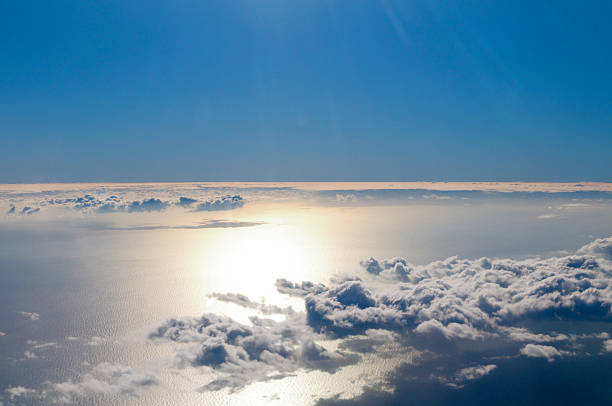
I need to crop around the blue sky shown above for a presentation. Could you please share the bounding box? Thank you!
[1,0,611,182]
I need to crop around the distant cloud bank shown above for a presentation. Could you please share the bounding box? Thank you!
[2,182,612,218]
[3,191,248,216]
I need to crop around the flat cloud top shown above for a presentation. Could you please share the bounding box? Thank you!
[1,181,612,193]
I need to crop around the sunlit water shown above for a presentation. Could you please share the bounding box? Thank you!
[1,183,611,405]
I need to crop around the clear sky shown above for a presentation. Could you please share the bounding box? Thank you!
[1,0,611,182]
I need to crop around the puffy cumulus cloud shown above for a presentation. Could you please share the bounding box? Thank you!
[46,194,125,213]
[126,198,168,213]
[61,196,169,213]
[149,313,359,392]
[349,248,612,338]
[6,192,247,216]
[194,195,244,211]
[577,236,612,261]
[520,344,562,361]
[149,236,612,399]
[310,238,612,404]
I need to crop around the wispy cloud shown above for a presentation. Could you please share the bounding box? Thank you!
[103,219,265,231]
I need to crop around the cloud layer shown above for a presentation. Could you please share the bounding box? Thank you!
[3,182,612,217]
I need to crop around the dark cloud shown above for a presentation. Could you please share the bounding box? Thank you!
[48,194,168,213]
[126,198,168,213]
[176,196,198,207]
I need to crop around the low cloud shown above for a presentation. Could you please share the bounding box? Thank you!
[5,386,35,400]
[520,344,562,361]
[150,313,359,392]
[50,363,158,400]
[18,311,40,321]
[577,236,612,261]
[3,363,159,403]
[149,236,612,397]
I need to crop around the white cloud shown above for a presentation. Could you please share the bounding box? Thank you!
[27,340,57,349]
[49,363,158,399]
[5,386,35,400]
[577,236,612,260]
[23,351,38,359]
[520,344,562,361]
[18,311,40,321]
[538,214,560,219]
[444,364,497,387]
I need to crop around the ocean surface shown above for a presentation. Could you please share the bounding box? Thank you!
[1,183,611,405]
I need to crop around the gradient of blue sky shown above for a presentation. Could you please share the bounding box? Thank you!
[1,0,611,182]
